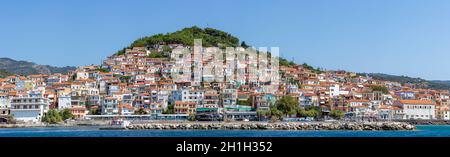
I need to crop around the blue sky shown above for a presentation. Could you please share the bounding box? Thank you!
[1,0,450,80]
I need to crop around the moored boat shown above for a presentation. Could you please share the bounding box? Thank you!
[99,119,130,130]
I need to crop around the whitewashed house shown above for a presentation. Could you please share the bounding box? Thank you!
[57,95,72,110]
[394,100,435,120]
[10,93,49,122]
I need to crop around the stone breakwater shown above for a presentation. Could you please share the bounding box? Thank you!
[126,122,415,131]
[396,120,450,125]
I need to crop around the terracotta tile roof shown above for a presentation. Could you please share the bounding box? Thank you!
[348,99,370,103]
[398,100,435,105]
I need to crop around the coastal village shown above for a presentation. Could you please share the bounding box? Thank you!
[1,43,450,124]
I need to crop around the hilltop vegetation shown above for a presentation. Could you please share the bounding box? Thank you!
[118,26,324,72]
[117,26,240,55]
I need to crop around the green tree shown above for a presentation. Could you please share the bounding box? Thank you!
[256,109,271,117]
[89,108,100,115]
[188,114,196,121]
[71,73,77,81]
[237,99,250,106]
[60,108,74,120]
[0,70,13,78]
[116,49,126,55]
[279,58,296,67]
[42,109,63,124]
[297,107,321,118]
[96,68,110,73]
[270,107,283,121]
[162,45,172,52]
[276,96,299,116]
[125,26,240,51]
[305,109,320,118]
[241,41,249,48]
[329,110,345,120]
[370,85,389,94]
[162,103,175,114]
[134,108,148,115]
[148,52,167,58]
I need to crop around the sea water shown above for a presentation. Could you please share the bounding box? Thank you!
[0,125,449,137]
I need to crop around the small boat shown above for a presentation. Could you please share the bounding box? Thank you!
[99,119,130,130]
[99,104,131,130]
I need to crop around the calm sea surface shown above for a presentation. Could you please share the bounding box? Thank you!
[0,125,449,137]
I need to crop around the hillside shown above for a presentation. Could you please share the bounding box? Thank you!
[0,69,13,78]
[0,58,76,76]
[117,26,240,55]
[361,73,450,91]
[112,26,450,91]
[117,26,303,68]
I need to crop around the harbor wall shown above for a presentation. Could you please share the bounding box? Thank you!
[126,121,415,131]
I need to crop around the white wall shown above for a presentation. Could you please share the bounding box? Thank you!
[403,104,435,120]
[10,109,43,122]
[58,96,72,110]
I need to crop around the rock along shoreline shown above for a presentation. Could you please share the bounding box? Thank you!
[0,121,415,131]
[126,121,416,131]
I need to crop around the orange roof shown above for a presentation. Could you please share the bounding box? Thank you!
[440,106,450,111]
[71,106,86,110]
[304,93,317,97]
[399,100,435,105]
[378,105,391,110]
[175,101,197,105]
[348,99,370,103]
[119,104,134,110]
[105,97,117,100]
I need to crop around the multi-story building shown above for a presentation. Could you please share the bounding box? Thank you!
[180,88,204,104]
[394,100,436,120]
[101,97,119,115]
[57,95,72,110]
[174,101,196,115]
[0,94,10,115]
[10,94,49,122]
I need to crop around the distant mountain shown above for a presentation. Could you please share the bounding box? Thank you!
[360,73,450,91]
[0,57,76,76]
[430,80,450,88]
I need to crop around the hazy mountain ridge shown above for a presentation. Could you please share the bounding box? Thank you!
[360,73,450,91]
[0,57,76,76]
